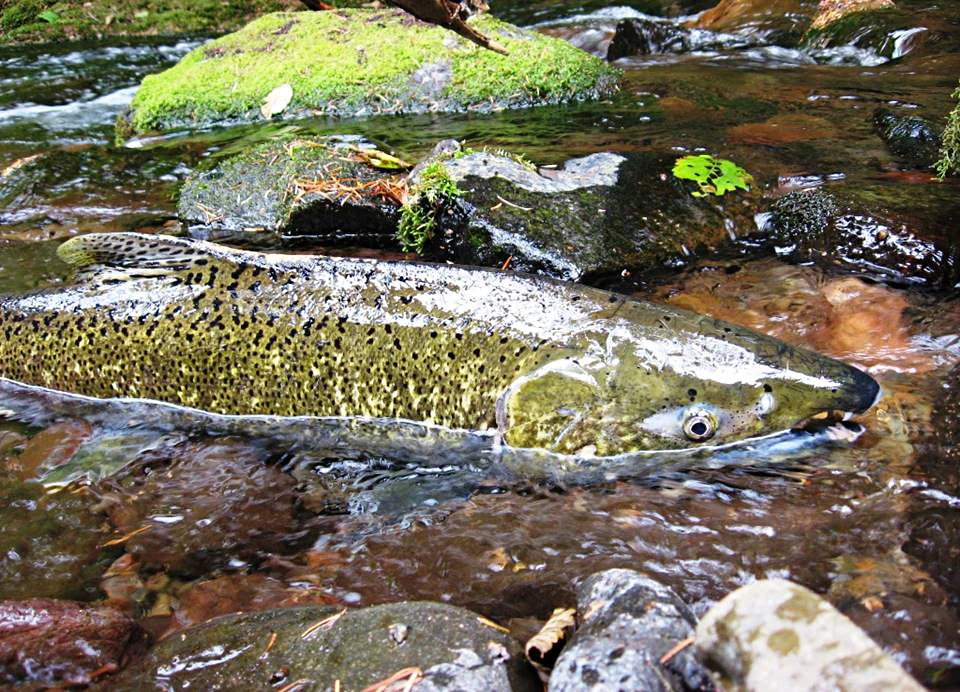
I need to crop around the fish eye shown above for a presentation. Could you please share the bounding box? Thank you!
[683,411,716,442]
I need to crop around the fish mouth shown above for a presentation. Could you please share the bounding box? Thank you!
[792,409,850,432]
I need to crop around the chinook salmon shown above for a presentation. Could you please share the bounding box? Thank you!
[0,233,879,458]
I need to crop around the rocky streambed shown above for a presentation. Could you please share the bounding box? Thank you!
[0,0,959,688]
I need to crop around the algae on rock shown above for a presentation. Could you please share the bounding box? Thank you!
[118,8,619,139]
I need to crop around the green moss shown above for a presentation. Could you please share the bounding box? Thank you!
[935,81,960,179]
[120,9,619,138]
[398,161,461,253]
[1,0,300,43]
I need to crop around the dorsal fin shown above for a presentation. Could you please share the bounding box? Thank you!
[57,233,221,271]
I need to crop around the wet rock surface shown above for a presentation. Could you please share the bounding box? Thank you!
[112,601,537,690]
[428,145,755,283]
[178,136,402,247]
[757,188,960,289]
[874,107,942,167]
[550,569,709,692]
[0,598,139,687]
[0,479,112,601]
[695,579,925,691]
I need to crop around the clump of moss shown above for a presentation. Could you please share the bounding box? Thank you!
[398,161,461,253]
[1,0,302,43]
[119,9,620,138]
[935,81,960,179]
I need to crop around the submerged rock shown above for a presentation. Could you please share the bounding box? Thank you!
[118,9,618,138]
[695,579,925,691]
[606,17,692,60]
[422,144,755,283]
[0,479,112,601]
[549,569,709,691]
[874,107,941,167]
[0,598,138,687]
[178,136,402,246]
[757,188,959,289]
[113,602,538,690]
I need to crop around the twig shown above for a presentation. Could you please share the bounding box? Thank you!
[495,194,533,211]
[362,667,423,692]
[103,525,151,546]
[659,636,694,665]
[301,609,347,639]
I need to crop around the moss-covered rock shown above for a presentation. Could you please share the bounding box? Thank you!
[801,5,918,59]
[111,602,538,690]
[0,0,303,43]
[179,135,403,246]
[936,80,960,179]
[118,9,619,139]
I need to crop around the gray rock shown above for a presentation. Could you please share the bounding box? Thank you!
[549,569,710,692]
[695,579,925,691]
[430,148,755,283]
[178,136,401,247]
[111,602,539,691]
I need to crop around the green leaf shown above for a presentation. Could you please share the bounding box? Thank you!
[37,9,59,23]
[672,154,753,197]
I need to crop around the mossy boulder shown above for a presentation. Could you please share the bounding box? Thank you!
[111,602,538,690]
[874,107,941,167]
[118,9,619,139]
[179,135,402,246]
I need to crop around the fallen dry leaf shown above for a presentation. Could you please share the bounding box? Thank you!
[261,83,293,119]
[525,606,576,680]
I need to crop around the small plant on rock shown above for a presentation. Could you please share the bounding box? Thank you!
[672,154,754,197]
[935,80,960,180]
[397,161,461,253]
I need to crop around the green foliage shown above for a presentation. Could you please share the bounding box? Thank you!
[397,162,461,254]
[935,81,960,180]
[36,8,57,22]
[1,0,48,31]
[672,154,753,198]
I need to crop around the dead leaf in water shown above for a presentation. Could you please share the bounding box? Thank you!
[1,153,43,178]
[525,606,576,679]
[261,84,293,119]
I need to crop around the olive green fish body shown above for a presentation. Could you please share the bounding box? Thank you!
[0,233,879,456]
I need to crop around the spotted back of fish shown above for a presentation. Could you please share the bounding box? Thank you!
[0,233,584,430]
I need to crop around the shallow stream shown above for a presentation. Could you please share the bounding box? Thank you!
[1,1,959,686]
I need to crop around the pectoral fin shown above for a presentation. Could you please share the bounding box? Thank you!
[57,233,218,271]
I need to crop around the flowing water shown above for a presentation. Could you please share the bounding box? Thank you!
[1,2,959,686]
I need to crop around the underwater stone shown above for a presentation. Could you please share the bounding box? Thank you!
[178,136,401,247]
[874,107,941,167]
[112,602,538,690]
[549,569,710,691]
[758,188,959,289]
[695,579,925,691]
[117,9,619,138]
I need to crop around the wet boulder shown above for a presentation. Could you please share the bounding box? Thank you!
[606,18,692,60]
[0,479,113,601]
[874,108,941,167]
[0,598,139,687]
[117,9,618,139]
[687,0,811,46]
[695,579,925,690]
[178,136,402,247]
[756,188,960,289]
[422,144,757,284]
[802,2,926,61]
[113,602,538,690]
[549,569,710,691]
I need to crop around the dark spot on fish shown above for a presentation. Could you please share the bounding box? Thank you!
[763,383,773,393]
